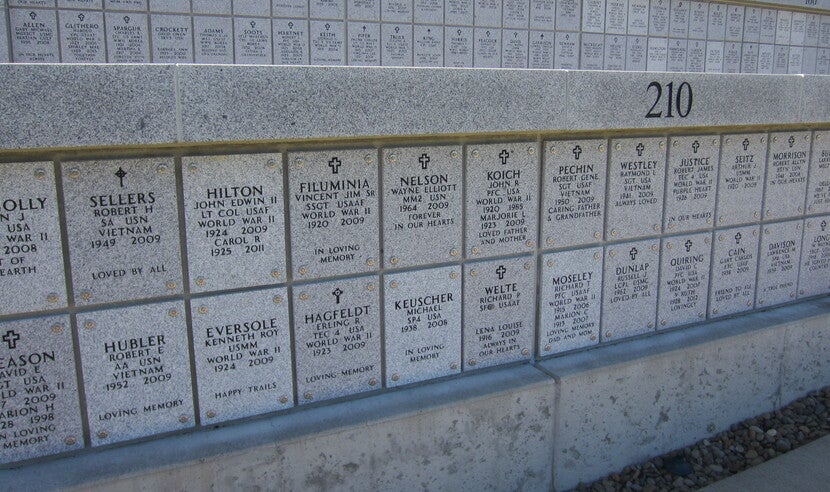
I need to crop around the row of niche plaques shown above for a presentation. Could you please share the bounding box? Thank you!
[1,132,828,316]
[2,215,828,466]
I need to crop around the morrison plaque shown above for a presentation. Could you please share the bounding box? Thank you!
[764,132,810,220]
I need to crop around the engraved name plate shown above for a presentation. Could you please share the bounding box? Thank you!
[756,220,802,307]
[10,8,59,63]
[606,137,666,240]
[799,216,830,298]
[664,136,717,233]
[807,131,830,214]
[59,10,106,63]
[602,239,659,340]
[764,132,810,220]
[709,225,759,318]
[658,232,711,329]
[716,134,767,227]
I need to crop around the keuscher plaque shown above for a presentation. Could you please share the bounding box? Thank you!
[602,239,659,340]
[658,232,711,329]
[607,137,667,240]
[664,136,717,233]
[62,158,183,305]
[709,225,759,317]
[799,216,830,298]
[183,153,286,293]
[716,134,767,227]
[756,220,802,307]
[764,132,810,219]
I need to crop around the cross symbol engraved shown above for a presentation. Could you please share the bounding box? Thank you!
[735,232,742,244]
[29,11,36,20]
[692,140,700,153]
[635,142,645,157]
[332,288,343,304]
[3,330,20,350]
[496,265,506,280]
[742,138,750,151]
[325,23,331,30]
[419,153,430,170]
[115,167,127,188]
[629,247,638,261]
[289,22,294,29]
[328,157,342,174]
[78,13,85,21]
[788,135,795,148]
[572,145,582,160]
[498,149,510,165]
[250,21,256,28]
[822,220,827,232]
[124,15,130,24]
[685,240,693,252]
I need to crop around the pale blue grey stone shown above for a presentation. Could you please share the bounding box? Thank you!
[504,0,529,28]
[104,0,146,10]
[381,23,412,66]
[310,0,345,19]
[604,34,625,70]
[445,0,473,26]
[59,0,104,8]
[705,40,723,72]
[686,38,705,70]
[309,20,345,65]
[759,9,777,44]
[798,216,830,298]
[792,12,807,46]
[234,0,271,16]
[757,43,774,73]
[715,133,767,227]
[706,2,726,40]
[474,0,501,27]
[756,220,803,307]
[646,36,667,71]
[193,1,230,14]
[627,0,649,36]
[273,18,309,65]
[668,0,689,39]
[657,232,712,329]
[193,16,234,64]
[580,32,604,69]
[529,0,555,30]
[413,25,443,67]
[807,131,830,214]
[349,0,378,20]
[625,35,646,69]
[741,43,758,72]
[764,131,810,219]
[648,0,669,36]
[275,0,309,18]
[667,38,687,71]
[502,29,528,69]
[581,0,605,33]
[803,76,830,122]
[414,0,441,24]
[742,6,761,43]
[149,0,189,12]
[529,30,554,69]
[775,9,792,45]
[150,14,193,63]
[604,0,626,34]
[709,225,760,318]
[0,7,8,63]
[445,26,473,66]
[9,8,59,62]
[59,9,106,63]
[473,27,500,68]
[348,22,380,66]
[554,31,579,68]
[555,0,580,31]
[382,0,412,22]
[105,12,150,63]
[601,238,659,340]
[234,17,272,65]
[664,135,717,233]
[724,4,744,42]
[723,41,741,73]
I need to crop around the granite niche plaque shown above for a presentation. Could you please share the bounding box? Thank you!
[604,35,625,70]
[183,153,286,293]
[709,225,759,318]
[0,316,83,465]
[529,31,554,69]
[289,149,379,280]
[445,0,473,26]
[627,0,649,36]
[502,30,528,69]
[78,301,194,446]
[193,16,233,64]
[310,21,345,65]
[689,1,708,40]
[606,137,666,240]
[539,247,602,355]
[554,32,579,68]
[191,288,293,424]
[10,8,59,63]
[799,216,830,298]
[414,25,443,67]
[555,0,580,31]
[62,158,183,305]
[293,276,381,403]
[664,136,717,233]
[382,23,413,66]
[669,0,689,39]
[383,145,462,268]
[235,17,272,65]
[716,134,767,227]
[466,143,539,258]
[464,256,535,369]
[658,232,711,329]
[384,266,461,386]
[473,28,500,68]
[0,162,66,315]
[625,35,646,70]
[105,12,150,63]
[543,139,606,248]
[59,10,106,63]
[150,14,193,63]
[348,23,380,65]
[756,220,802,307]
[764,132,810,220]
[807,131,830,214]
[648,0,669,37]
[445,27,473,67]
[273,19,310,65]
[602,239,659,340]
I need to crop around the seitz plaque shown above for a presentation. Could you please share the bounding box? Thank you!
[606,137,667,241]
[61,158,183,305]
[716,134,767,227]
[764,132,810,220]
[384,265,461,387]
[0,162,66,315]
[289,149,379,280]
[464,256,535,369]
[191,288,293,424]
[658,232,712,329]
[183,153,286,293]
[539,247,602,355]
[543,139,606,248]
[756,220,802,308]
[78,301,195,446]
[709,225,759,318]
[799,216,830,298]
[664,136,717,233]
[602,239,659,340]
[383,145,462,269]
[0,316,83,465]
[293,276,381,403]
[466,143,539,258]
[807,131,830,215]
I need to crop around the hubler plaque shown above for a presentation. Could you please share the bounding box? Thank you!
[756,220,803,307]
[602,239,659,340]
[709,225,759,318]
[664,136,717,233]
[799,216,830,298]
[764,132,810,220]
[716,134,767,227]
[606,137,667,240]
[658,232,711,329]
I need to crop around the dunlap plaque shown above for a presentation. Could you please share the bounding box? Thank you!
[607,137,666,240]
[664,136,717,233]
[764,132,810,219]
[716,134,767,227]
[709,225,759,317]
[602,239,659,340]
[756,220,802,307]
[658,232,711,329]
[799,216,830,298]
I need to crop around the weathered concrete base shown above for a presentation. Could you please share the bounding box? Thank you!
[1,298,828,492]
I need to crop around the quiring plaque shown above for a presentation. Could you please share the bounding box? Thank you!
[658,232,712,329]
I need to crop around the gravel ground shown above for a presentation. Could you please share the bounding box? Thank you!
[575,386,830,491]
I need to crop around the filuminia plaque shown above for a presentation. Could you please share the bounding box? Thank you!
[791,13,806,46]
[504,0,530,28]
[601,239,659,340]
[383,145,462,268]
[606,137,666,240]
[530,0,555,29]
[716,134,767,227]
[799,216,830,298]
[384,266,461,386]
[646,36,668,71]
[415,0,442,24]
[709,225,759,317]
[764,132,810,219]
[273,19,310,65]
[658,232,711,329]
[59,10,106,63]
[182,153,286,293]
[757,44,774,74]
[61,158,182,305]
[0,162,66,315]
[776,10,792,46]
[289,149,379,280]
[275,0,309,18]
[741,43,759,73]
[105,12,150,63]
[543,139,606,248]
[756,220,802,307]
[293,276,381,403]
[349,0,380,21]
[150,14,193,63]
[743,7,761,43]
[686,39,705,71]
[311,0,345,18]
[78,301,194,446]
[664,136,717,233]
[383,0,414,22]
[539,247,602,355]
[705,40,724,72]
[773,45,790,74]
[605,0,626,35]
[10,8,59,63]
[466,143,539,258]
[193,16,233,64]
[0,316,82,465]
[723,42,741,73]
[807,131,830,214]
[191,288,293,424]
[464,256,535,369]
[414,25,443,67]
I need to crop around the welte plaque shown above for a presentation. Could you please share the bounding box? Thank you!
[606,137,666,240]
[658,232,711,329]
[601,239,659,340]
[709,225,759,317]
[799,216,830,298]
[807,131,830,214]
[664,136,717,233]
[716,134,767,227]
[764,132,810,220]
[756,220,802,307]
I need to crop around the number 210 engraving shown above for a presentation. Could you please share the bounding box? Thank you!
[646,81,693,118]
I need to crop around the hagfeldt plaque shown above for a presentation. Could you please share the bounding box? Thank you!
[756,220,802,307]
[466,143,539,258]
[799,216,830,298]
[464,256,535,369]
[288,149,379,280]
[716,134,767,227]
[806,131,830,214]
[293,276,381,403]
[383,145,462,268]
[384,266,461,387]
[61,158,183,305]
[602,239,659,340]
[658,232,711,329]
[709,225,759,318]
[0,162,66,315]
[183,153,286,293]
[191,288,293,424]
[539,246,602,355]
[0,316,83,465]
[78,301,195,446]
[764,132,810,220]
[543,139,606,248]
[606,137,667,240]
[664,136,717,233]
